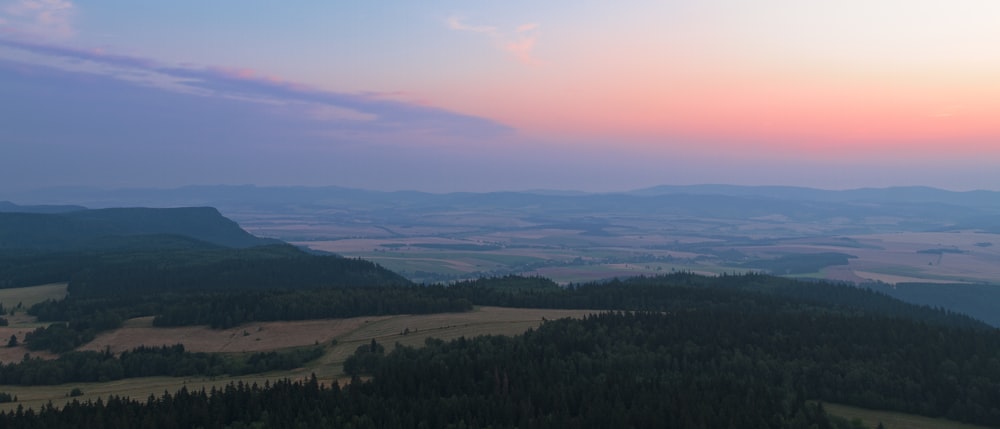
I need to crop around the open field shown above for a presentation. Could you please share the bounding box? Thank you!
[0,306,599,411]
[296,230,1000,285]
[78,306,598,356]
[0,330,57,362]
[0,283,70,362]
[264,210,1000,326]
[78,316,393,355]
[295,230,723,285]
[0,282,67,309]
[823,403,991,429]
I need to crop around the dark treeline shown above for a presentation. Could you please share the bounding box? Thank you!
[0,243,410,292]
[343,311,1000,426]
[151,286,471,328]
[0,344,323,386]
[0,244,260,290]
[449,273,989,330]
[25,286,471,352]
[66,245,411,298]
[0,382,837,429]
[0,250,90,289]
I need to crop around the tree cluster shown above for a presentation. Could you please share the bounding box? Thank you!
[0,344,323,385]
[150,286,471,329]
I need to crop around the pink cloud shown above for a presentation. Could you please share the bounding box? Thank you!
[504,36,539,65]
[0,0,75,39]
[516,23,539,33]
[447,16,542,66]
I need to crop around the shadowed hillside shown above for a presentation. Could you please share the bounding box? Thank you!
[0,206,280,250]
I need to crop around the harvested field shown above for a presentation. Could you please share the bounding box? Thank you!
[0,283,68,308]
[0,326,57,362]
[79,316,394,354]
[820,265,870,283]
[79,307,598,355]
[0,306,600,411]
[0,283,70,363]
[852,271,963,285]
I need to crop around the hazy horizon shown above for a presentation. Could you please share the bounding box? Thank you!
[3,1,999,193]
[5,182,1000,198]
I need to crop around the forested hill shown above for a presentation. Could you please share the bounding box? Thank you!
[0,206,280,250]
[10,276,1000,427]
[0,205,410,291]
[66,244,413,298]
[449,273,992,331]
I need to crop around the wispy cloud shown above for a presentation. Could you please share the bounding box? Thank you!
[515,23,539,33]
[447,16,542,66]
[0,37,512,139]
[503,37,538,65]
[0,36,516,191]
[0,0,75,39]
[447,16,498,35]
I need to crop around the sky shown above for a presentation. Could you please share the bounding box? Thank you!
[2,0,1000,193]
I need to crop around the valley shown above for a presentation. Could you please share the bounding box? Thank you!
[2,191,1000,427]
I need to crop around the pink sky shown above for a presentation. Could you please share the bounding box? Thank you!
[1,0,999,192]
[427,2,1000,161]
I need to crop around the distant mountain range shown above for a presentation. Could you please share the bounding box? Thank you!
[9,183,1000,208]
[630,184,1000,208]
[6,184,999,234]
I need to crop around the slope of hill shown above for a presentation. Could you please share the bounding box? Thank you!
[0,201,87,214]
[0,205,406,292]
[0,206,279,250]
